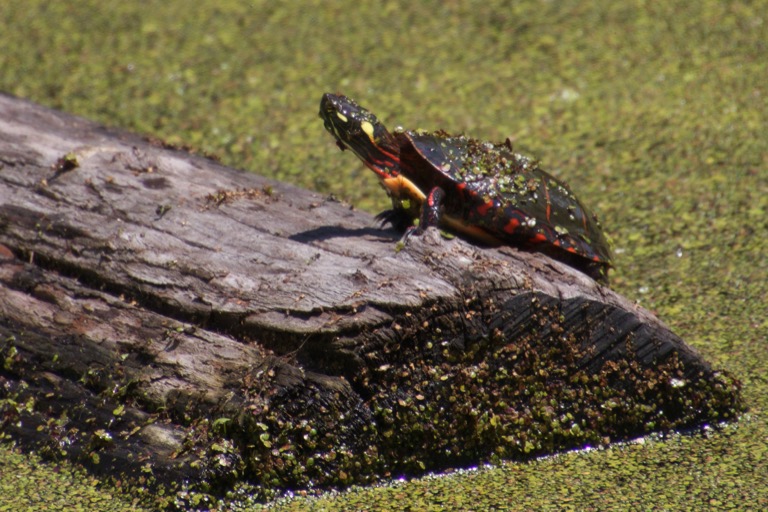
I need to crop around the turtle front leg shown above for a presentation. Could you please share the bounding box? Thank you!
[411,186,446,236]
[409,187,503,246]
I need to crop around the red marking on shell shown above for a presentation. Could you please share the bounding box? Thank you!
[476,200,494,217]
[502,218,520,234]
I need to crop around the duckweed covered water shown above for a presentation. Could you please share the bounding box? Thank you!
[1,0,766,509]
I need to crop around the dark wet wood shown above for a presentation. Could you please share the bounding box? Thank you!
[0,93,741,497]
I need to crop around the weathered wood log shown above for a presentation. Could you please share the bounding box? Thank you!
[0,93,742,500]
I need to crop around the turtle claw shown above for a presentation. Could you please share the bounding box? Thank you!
[401,225,422,242]
[393,224,423,252]
[375,208,414,233]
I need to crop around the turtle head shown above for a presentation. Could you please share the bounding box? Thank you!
[320,93,400,176]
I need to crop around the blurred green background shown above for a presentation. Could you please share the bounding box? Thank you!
[1,0,765,509]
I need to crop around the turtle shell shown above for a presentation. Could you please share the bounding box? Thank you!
[395,130,613,276]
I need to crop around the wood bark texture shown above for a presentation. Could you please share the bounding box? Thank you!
[0,93,741,499]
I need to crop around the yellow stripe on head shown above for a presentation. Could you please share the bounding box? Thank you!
[360,120,375,141]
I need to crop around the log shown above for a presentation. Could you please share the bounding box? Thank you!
[0,93,742,500]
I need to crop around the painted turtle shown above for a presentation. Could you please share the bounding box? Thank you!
[319,93,613,282]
